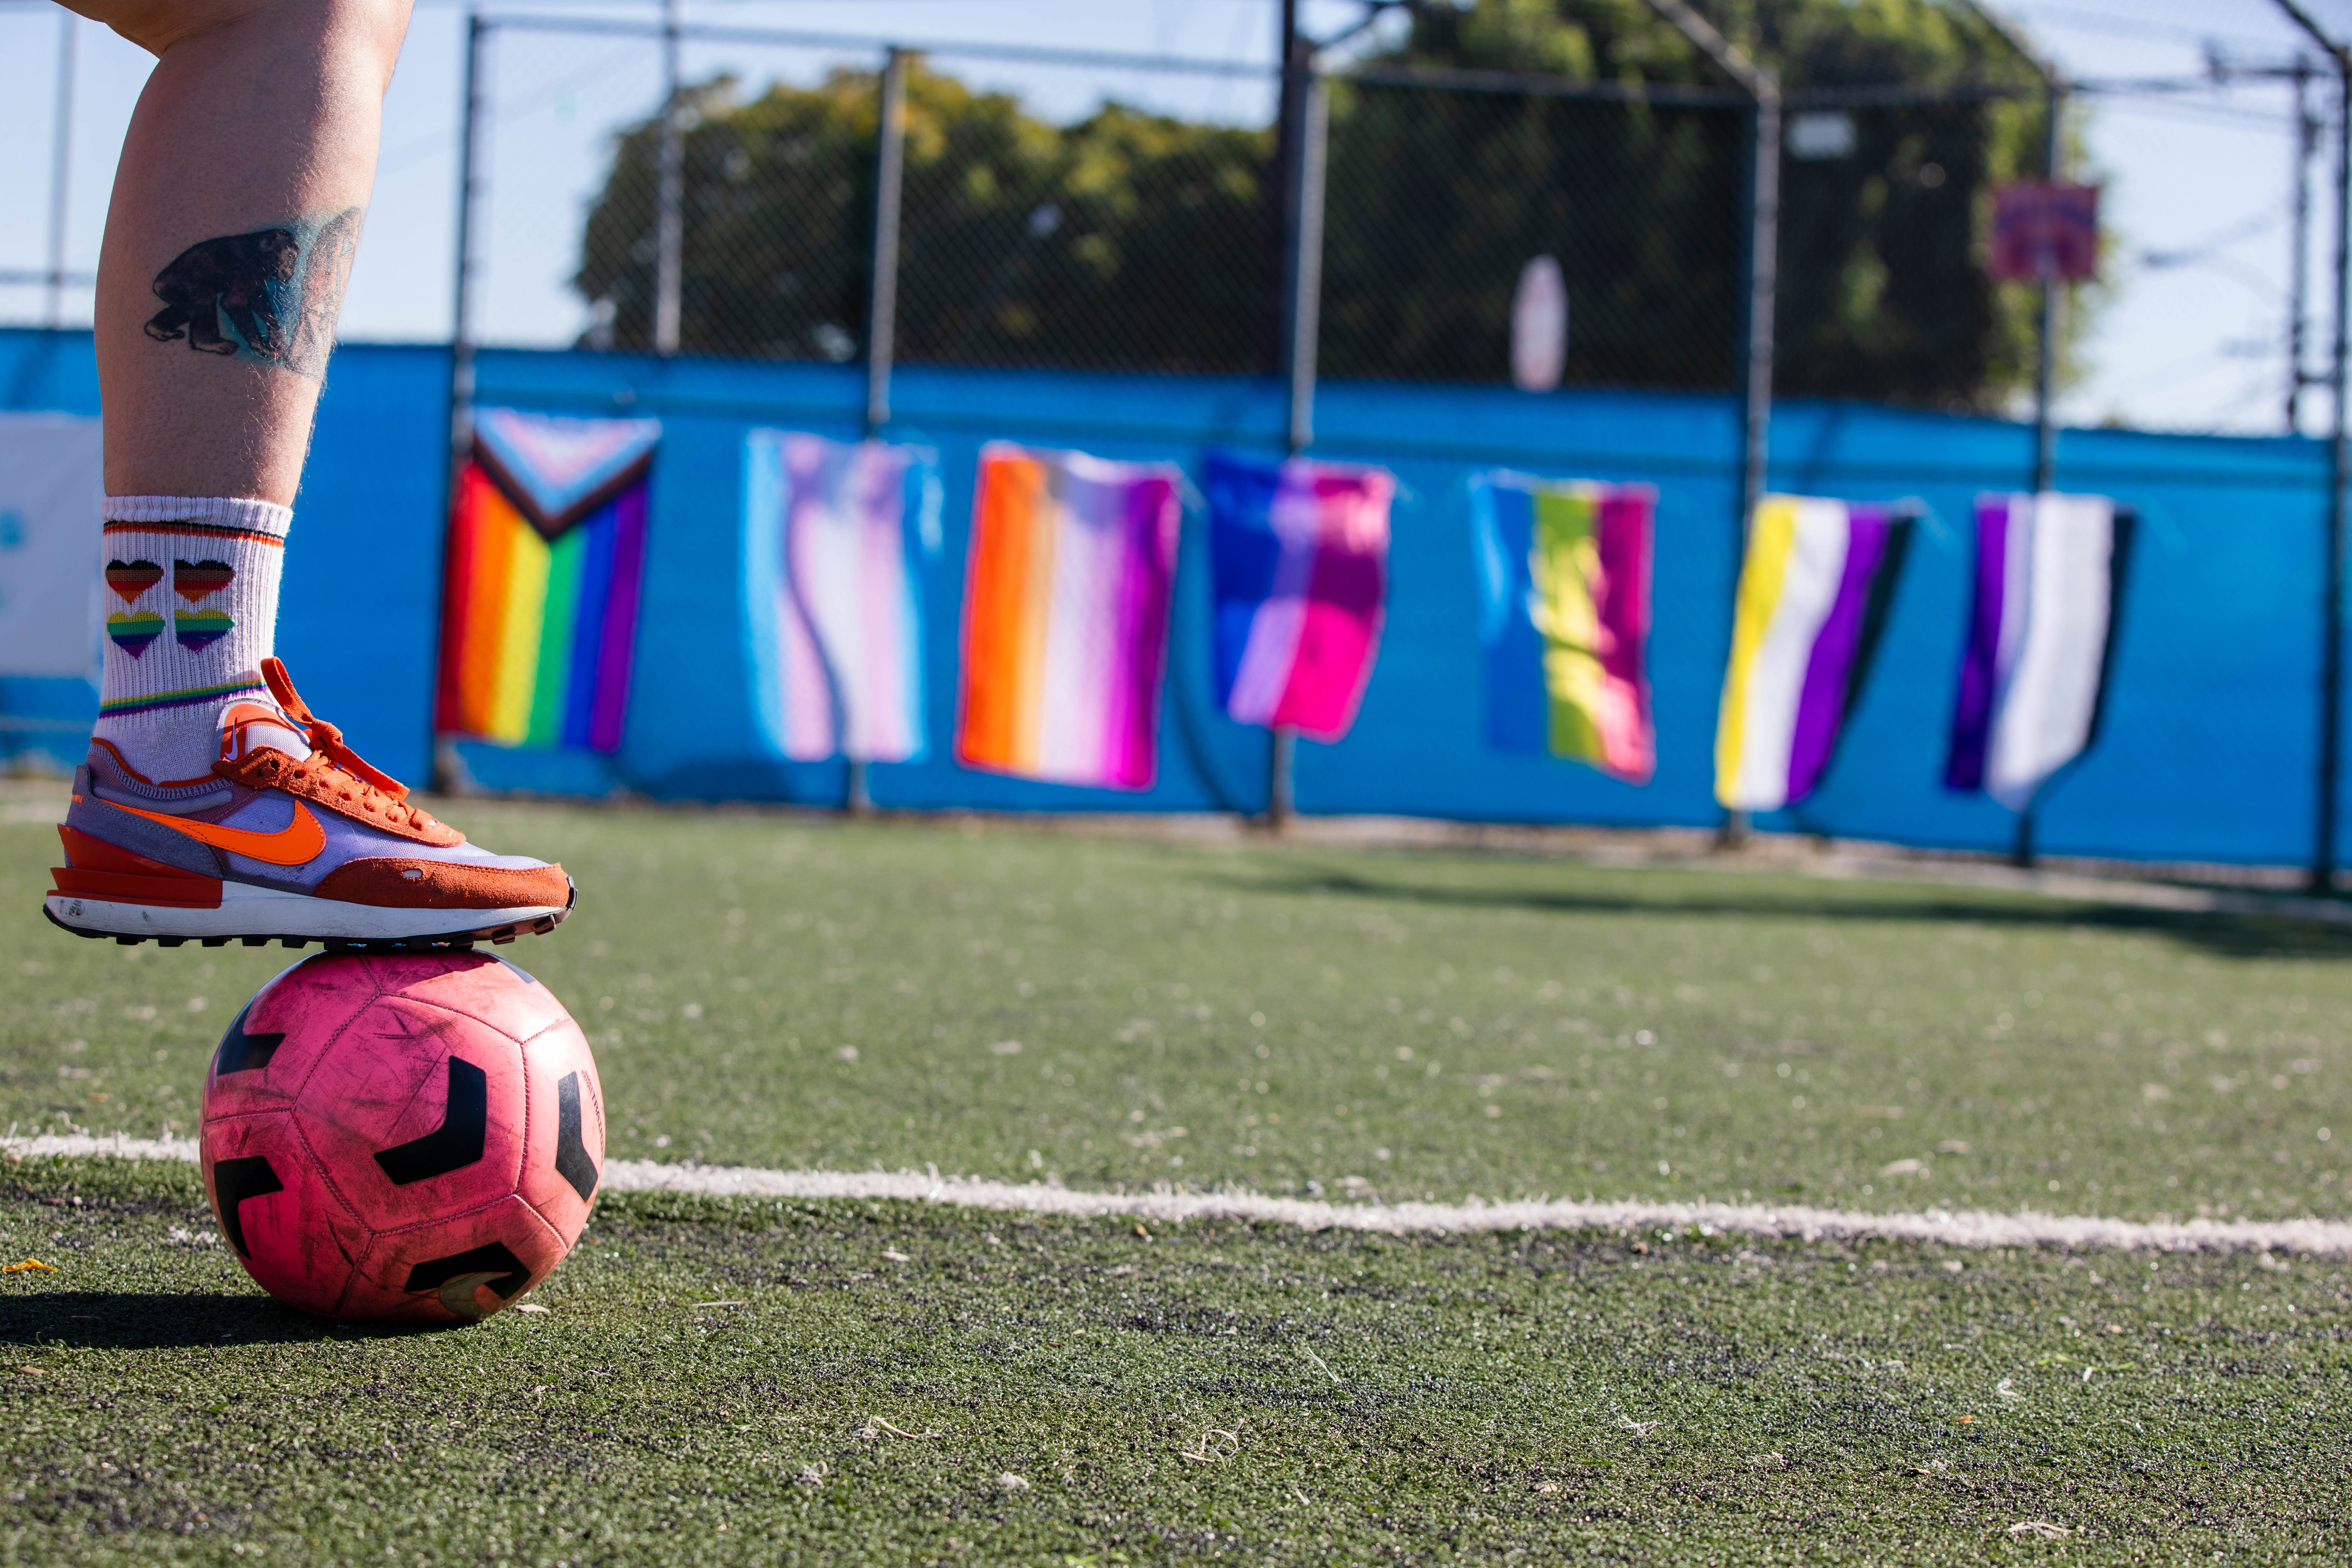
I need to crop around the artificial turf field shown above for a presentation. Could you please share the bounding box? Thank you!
[4,789,2352,1563]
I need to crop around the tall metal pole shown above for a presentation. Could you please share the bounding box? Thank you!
[2276,1,2351,892]
[1266,52,1326,831]
[2321,58,2350,890]
[653,0,685,356]
[844,47,910,819]
[437,12,491,791]
[45,13,76,328]
[2032,82,2063,493]
[2291,57,2317,430]
[865,48,908,436]
[1639,0,1778,849]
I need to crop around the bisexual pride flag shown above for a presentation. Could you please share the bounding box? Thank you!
[1204,451,1393,742]
[1715,496,1911,811]
[1945,492,2130,811]
[955,443,1181,790]
[1471,473,1654,784]
[746,430,937,764]
[436,408,658,754]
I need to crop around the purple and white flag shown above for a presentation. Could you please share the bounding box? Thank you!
[1945,491,2128,811]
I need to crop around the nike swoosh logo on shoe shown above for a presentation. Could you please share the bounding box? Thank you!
[99,797,327,867]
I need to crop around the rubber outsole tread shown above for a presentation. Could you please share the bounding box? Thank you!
[40,883,574,953]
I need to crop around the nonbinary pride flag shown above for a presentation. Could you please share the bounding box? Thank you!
[746,430,934,764]
[1205,450,1393,742]
[436,408,658,754]
[1715,495,1910,812]
[1471,473,1654,784]
[955,443,1181,790]
[1945,492,2129,811]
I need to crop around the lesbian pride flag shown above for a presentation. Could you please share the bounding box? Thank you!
[1471,473,1654,783]
[955,443,1181,790]
[746,430,936,764]
[436,407,657,754]
[1205,451,1393,741]
[1715,496,1910,811]
[1945,492,2130,811]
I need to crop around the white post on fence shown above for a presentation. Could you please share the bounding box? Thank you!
[653,0,685,357]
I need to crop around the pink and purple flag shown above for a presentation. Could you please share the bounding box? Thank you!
[1945,492,2129,811]
[1204,450,1393,742]
[955,443,1182,790]
[1471,473,1654,784]
[745,430,935,764]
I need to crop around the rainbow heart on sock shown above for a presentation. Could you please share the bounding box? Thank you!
[105,560,162,603]
[106,611,165,657]
[172,559,235,602]
[173,609,234,652]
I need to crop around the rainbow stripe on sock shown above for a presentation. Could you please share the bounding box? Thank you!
[97,677,266,719]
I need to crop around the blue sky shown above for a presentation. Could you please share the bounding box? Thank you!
[0,0,2346,435]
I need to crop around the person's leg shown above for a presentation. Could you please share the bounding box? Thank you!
[71,0,410,503]
[48,0,573,950]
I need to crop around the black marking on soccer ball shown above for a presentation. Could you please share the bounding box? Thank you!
[403,1241,530,1300]
[211,999,287,1077]
[211,1155,284,1258]
[554,1071,598,1202]
[372,1057,489,1185]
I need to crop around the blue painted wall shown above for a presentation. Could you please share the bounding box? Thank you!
[1,327,2337,869]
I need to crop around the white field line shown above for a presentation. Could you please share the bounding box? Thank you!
[10,1133,2352,1255]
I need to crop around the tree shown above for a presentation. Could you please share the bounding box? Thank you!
[572,1,2054,409]
[574,66,1273,374]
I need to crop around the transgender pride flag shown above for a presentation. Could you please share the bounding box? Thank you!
[1204,450,1393,741]
[744,430,936,764]
[1945,492,2130,811]
[1715,496,1911,812]
[955,443,1182,790]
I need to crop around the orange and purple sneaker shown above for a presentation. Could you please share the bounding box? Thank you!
[44,658,573,950]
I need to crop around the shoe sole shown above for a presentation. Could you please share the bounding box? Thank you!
[41,877,575,951]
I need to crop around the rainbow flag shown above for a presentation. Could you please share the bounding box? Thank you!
[1471,473,1654,784]
[1205,451,1393,741]
[745,430,936,764]
[1946,492,2130,810]
[955,443,1181,790]
[1715,496,1911,811]
[435,407,659,754]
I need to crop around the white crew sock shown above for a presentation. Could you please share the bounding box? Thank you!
[93,495,292,787]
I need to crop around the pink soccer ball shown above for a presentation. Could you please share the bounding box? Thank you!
[199,951,605,1323]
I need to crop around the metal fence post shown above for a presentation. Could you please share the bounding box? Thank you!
[1266,63,1328,830]
[653,0,684,356]
[2032,81,2064,495]
[866,48,908,436]
[2277,2,2350,893]
[45,12,75,329]
[435,11,491,790]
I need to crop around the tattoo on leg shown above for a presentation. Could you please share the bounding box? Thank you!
[143,208,363,379]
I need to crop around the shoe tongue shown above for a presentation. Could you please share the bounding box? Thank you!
[218,701,313,765]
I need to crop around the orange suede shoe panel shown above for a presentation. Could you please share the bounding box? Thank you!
[313,858,570,911]
[215,748,465,847]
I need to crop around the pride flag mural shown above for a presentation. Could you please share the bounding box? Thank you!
[1945,492,2130,811]
[745,431,937,764]
[1471,473,1654,783]
[1715,496,1911,811]
[435,407,658,754]
[955,443,1181,790]
[1204,451,1393,741]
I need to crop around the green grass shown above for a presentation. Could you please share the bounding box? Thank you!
[5,792,2352,1562]
[5,1158,2351,1565]
[7,795,2350,1219]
